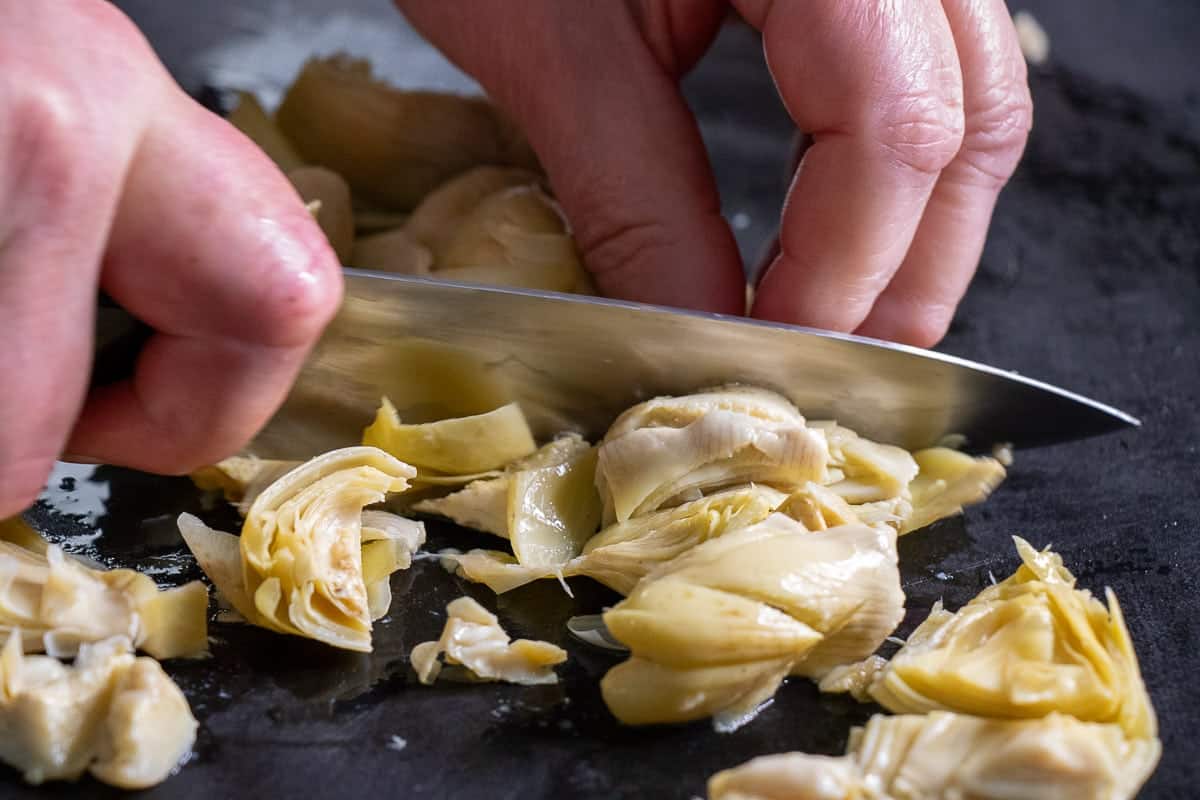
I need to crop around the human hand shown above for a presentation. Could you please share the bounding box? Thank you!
[396,0,1031,346]
[0,0,342,517]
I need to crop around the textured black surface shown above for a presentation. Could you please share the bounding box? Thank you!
[10,2,1200,798]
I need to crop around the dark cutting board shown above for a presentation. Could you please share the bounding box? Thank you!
[9,2,1199,797]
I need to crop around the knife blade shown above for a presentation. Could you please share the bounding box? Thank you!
[234,270,1137,459]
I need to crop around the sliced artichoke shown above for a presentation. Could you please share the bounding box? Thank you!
[190,455,302,514]
[708,712,1161,800]
[350,227,434,275]
[363,397,536,476]
[405,165,543,259]
[178,446,419,652]
[287,165,355,263]
[901,446,1008,534]
[226,91,304,172]
[600,515,903,726]
[578,485,787,594]
[410,596,566,686]
[0,517,47,555]
[596,387,829,524]
[868,536,1157,740]
[507,438,601,568]
[0,541,207,660]
[0,634,196,789]
[439,484,785,596]
[275,55,538,210]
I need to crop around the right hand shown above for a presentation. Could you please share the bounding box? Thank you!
[0,0,343,518]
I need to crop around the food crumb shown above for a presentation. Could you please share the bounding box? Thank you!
[387,735,407,752]
[1013,10,1050,65]
[992,442,1014,467]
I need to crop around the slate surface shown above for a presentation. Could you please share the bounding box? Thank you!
[9,2,1199,798]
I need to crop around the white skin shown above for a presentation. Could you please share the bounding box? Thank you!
[0,0,1031,518]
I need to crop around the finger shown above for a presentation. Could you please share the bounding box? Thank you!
[856,0,1031,346]
[65,90,343,473]
[397,0,745,313]
[0,0,153,515]
[735,0,966,331]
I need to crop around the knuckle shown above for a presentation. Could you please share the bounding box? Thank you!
[4,88,94,216]
[876,91,966,176]
[960,76,1034,188]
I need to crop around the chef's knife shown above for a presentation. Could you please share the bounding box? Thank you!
[231,271,1136,457]
[94,271,1137,458]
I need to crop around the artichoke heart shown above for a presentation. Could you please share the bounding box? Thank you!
[868,536,1157,740]
[0,633,197,789]
[405,165,542,258]
[441,484,786,596]
[411,596,566,686]
[190,455,302,514]
[708,711,1160,800]
[363,397,536,476]
[414,434,600,568]
[600,515,903,726]
[179,446,421,652]
[596,387,829,524]
[0,540,207,660]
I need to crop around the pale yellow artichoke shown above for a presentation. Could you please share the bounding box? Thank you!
[410,596,566,686]
[600,515,903,726]
[178,446,420,652]
[709,711,1160,800]
[868,536,1158,740]
[0,539,207,661]
[0,634,197,789]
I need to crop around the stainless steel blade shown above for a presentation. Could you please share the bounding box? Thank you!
[248,271,1138,458]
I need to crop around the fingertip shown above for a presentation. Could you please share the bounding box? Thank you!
[854,292,955,348]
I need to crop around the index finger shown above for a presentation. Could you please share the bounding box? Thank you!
[735,0,966,331]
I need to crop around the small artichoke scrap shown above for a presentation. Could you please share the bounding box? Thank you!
[0,539,207,661]
[600,515,904,727]
[708,711,1160,800]
[190,455,302,514]
[363,397,537,477]
[178,446,422,652]
[0,634,197,790]
[595,387,830,525]
[275,54,539,210]
[441,484,787,596]
[868,536,1158,740]
[411,597,567,686]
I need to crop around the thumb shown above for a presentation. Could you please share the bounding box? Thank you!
[397,0,744,313]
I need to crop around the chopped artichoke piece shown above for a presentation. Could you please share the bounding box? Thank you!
[226,91,304,172]
[708,712,1160,800]
[411,597,566,685]
[440,484,786,596]
[414,475,511,538]
[901,446,1007,534]
[814,655,887,702]
[350,227,433,275]
[275,55,538,210]
[775,482,864,532]
[0,541,207,660]
[507,438,601,568]
[178,446,418,652]
[869,536,1157,739]
[600,515,903,726]
[190,455,302,514]
[0,634,196,789]
[287,165,355,263]
[363,397,536,476]
[817,422,918,504]
[596,387,829,524]
[0,517,47,555]
[578,485,787,594]
[405,165,543,259]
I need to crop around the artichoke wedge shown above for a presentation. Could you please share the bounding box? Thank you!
[190,456,302,514]
[868,536,1157,740]
[600,515,903,727]
[363,397,536,476]
[709,711,1160,800]
[596,387,829,524]
[178,446,420,652]
[441,484,785,595]
[0,634,196,789]
[411,596,566,686]
[0,540,207,661]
